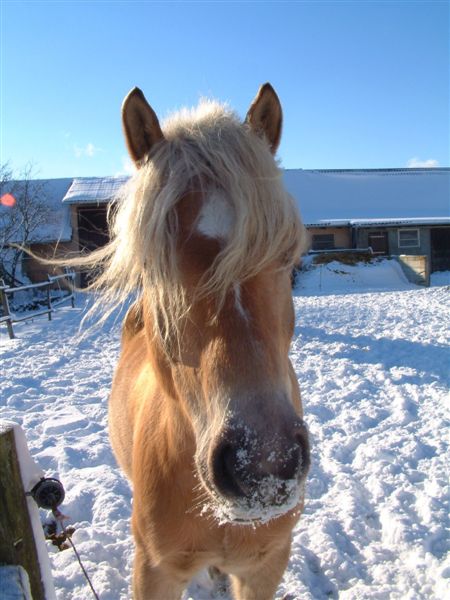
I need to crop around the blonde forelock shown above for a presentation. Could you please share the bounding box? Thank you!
[66,100,306,351]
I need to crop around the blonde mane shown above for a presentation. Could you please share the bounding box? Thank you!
[74,100,306,349]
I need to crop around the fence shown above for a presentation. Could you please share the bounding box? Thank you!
[0,270,75,339]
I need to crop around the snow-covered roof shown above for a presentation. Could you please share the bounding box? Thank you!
[311,217,450,228]
[283,168,450,225]
[63,169,450,223]
[2,169,448,244]
[62,176,129,204]
[0,178,73,244]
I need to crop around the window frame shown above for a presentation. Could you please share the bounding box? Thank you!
[398,228,420,249]
[312,233,335,250]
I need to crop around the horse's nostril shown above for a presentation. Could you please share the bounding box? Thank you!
[274,446,300,481]
[212,442,246,499]
[295,428,311,475]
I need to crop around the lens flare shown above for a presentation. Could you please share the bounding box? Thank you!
[1,193,16,207]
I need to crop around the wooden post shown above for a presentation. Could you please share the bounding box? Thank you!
[0,279,15,339]
[46,285,52,321]
[0,423,47,600]
[66,270,75,308]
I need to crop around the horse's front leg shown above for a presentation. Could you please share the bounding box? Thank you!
[229,539,292,600]
[133,543,187,600]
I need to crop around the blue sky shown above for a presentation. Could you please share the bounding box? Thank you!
[1,0,449,179]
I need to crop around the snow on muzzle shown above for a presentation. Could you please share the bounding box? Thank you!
[207,414,310,524]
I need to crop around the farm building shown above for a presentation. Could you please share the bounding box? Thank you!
[0,178,76,285]
[1,167,449,285]
[284,168,450,273]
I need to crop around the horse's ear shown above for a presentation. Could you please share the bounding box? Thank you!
[245,83,282,154]
[122,87,165,166]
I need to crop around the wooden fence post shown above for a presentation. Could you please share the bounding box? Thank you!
[0,422,56,599]
[0,279,15,339]
[64,269,76,308]
[1,271,75,336]
[46,285,52,321]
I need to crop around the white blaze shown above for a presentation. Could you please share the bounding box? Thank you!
[197,189,234,240]
[197,191,248,321]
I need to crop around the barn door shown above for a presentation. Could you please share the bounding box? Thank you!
[368,232,388,255]
[77,205,109,286]
[431,228,450,271]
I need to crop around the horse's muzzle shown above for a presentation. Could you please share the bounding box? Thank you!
[210,418,310,508]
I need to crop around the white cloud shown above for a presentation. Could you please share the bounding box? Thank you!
[85,142,97,157]
[406,157,440,168]
[74,142,102,158]
[114,155,136,176]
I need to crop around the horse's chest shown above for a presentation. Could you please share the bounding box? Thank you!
[215,527,271,569]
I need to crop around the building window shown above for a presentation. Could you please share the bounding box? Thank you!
[312,234,335,250]
[398,229,420,248]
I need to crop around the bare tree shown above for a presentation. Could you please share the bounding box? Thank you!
[0,162,18,281]
[0,163,55,285]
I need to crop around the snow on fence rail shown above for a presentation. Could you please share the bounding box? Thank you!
[0,270,75,339]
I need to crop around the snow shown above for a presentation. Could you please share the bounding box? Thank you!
[62,177,129,205]
[296,257,415,295]
[307,217,450,228]
[283,168,450,225]
[2,169,448,243]
[430,270,450,287]
[1,262,449,600]
[1,565,32,599]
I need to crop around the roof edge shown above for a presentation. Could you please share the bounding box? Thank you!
[286,167,450,174]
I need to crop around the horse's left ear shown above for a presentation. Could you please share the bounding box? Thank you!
[122,87,165,166]
[245,83,282,154]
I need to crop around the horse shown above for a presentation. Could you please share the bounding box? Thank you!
[90,83,310,599]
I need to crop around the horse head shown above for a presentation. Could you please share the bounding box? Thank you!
[117,84,310,524]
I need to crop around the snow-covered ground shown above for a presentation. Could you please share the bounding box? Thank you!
[1,261,449,600]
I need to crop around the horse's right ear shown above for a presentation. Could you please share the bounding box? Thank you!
[122,87,165,166]
[245,83,282,154]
